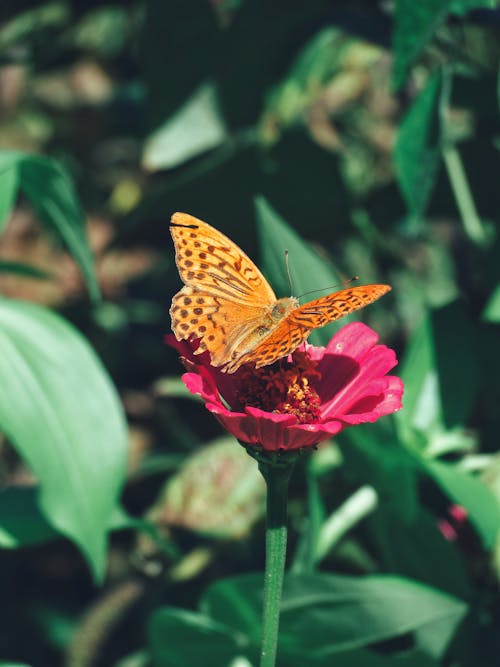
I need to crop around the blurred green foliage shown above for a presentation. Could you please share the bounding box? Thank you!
[1,1,500,666]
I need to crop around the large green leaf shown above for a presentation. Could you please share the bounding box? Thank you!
[392,0,495,89]
[204,572,467,661]
[393,70,443,217]
[0,299,128,581]
[0,151,100,301]
[148,608,251,667]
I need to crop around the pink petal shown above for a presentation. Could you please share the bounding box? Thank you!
[325,322,380,358]
[318,326,400,418]
[206,403,293,449]
[338,376,404,424]
[182,368,220,405]
[282,420,344,449]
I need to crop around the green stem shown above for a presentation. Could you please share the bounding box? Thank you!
[258,460,294,667]
[442,145,488,246]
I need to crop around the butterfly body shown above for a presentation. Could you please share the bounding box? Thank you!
[169,212,390,373]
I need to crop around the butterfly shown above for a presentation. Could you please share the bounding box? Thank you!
[169,212,391,373]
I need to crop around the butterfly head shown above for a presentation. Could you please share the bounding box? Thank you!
[270,297,299,323]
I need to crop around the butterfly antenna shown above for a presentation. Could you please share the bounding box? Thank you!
[285,249,294,296]
[297,275,359,300]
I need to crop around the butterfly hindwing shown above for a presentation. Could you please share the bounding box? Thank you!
[233,285,392,371]
[171,286,273,368]
[291,285,392,328]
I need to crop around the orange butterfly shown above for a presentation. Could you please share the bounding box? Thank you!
[170,212,390,373]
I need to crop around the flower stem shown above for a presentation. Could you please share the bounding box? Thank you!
[258,459,295,667]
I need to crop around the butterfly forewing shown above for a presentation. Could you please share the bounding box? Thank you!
[170,213,276,307]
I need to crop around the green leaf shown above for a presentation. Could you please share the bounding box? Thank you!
[393,70,443,217]
[204,572,467,661]
[148,608,250,667]
[338,421,420,521]
[201,574,261,639]
[426,460,500,549]
[282,574,466,659]
[142,83,227,171]
[0,260,52,280]
[255,196,347,346]
[392,0,495,89]
[482,284,500,322]
[401,302,478,447]
[395,315,441,447]
[395,301,481,447]
[0,151,100,301]
[0,299,128,581]
[369,507,471,600]
[0,161,19,232]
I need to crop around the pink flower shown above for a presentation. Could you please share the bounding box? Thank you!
[166,322,403,452]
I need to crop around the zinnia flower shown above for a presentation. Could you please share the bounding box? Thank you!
[166,322,403,452]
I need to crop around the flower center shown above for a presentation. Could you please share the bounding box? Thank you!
[236,351,322,423]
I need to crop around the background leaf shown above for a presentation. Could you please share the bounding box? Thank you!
[393,70,444,217]
[256,196,360,346]
[0,261,51,280]
[0,151,100,301]
[392,0,495,89]
[0,162,19,232]
[142,83,228,171]
[203,572,467,661]
[149,608,250,667]
[426,460,500,549]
